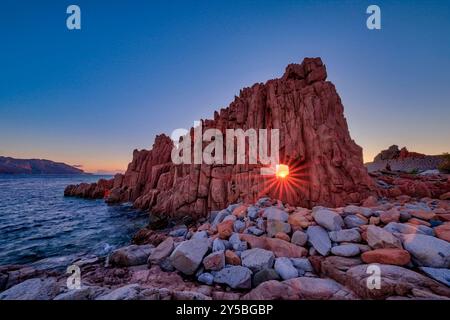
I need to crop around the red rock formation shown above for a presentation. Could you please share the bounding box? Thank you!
[398,147,425,159]
[373,145,425,162]
[65,57,376,218]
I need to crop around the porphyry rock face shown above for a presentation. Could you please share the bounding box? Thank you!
[65,57,375,218]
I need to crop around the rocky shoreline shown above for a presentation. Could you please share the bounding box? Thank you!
[2,174,450,300]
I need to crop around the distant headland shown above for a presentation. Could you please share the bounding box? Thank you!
[0,156,85,174]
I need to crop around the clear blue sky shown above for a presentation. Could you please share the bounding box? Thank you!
[0,0,449,173]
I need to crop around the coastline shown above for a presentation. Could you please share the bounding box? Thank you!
[2,171,449,300]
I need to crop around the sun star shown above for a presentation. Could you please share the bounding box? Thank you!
[276,164,289,178]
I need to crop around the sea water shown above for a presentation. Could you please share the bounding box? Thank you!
[0,174,148,266]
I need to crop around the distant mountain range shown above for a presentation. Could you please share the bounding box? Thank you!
[0,156,85,174]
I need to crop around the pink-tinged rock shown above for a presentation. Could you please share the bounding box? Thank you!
[361,249,411,266]
[319,257,450,299]
[345,264,450,299]
[224,250,241,265]
[240,234,307,258]
[203,251,225,271]
[366,225,402,249]
[380,208,400,224]
[408,218,431,227]
[169,239,209,275]
[274,232,290,242]
[369,216,380,225]
[288,212,310,229]
[232,205,248,219]
[434,223,450,242]
[217,220,234,240]
[241,277,357,300]
[148,237,174,265]
[362,196,378,207]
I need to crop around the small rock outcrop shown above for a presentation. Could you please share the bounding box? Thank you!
[373,145,426,162]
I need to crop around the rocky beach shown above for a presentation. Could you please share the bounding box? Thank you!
[1,178,450,300]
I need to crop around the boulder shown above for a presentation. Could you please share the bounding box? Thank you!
[247,226,264,236]
[240,234,307,258]
[0,278,60,300]
[291,230,308,246]
[212,238,226,252]
[169,225,188,237]
[366,225,402,249]
[169,239,209,275]
[283,277,357,300]
[274,257,298,280]
[241,280,287,300]
[242,277,356,300]
[191,231,208,240]
[331,244,360,257]
[312,208,344,231]
[197,273,214,285]
[263,207,289,222]
[344,264,450,299]
[54,286,106,300]
[290,258,314,272]
[380,208,401,224]
[329,229,361,243]
[344,215,368,228]
[96,284,141,300]
[217,220,234,239]
[247,206,259,220]
[419,267,450,287]
[224,250,241,265]
[362,196,378,207]
[384,222,434,236]
[434,223,450,242]
[361,249,411,266]
[109,245,154,267]
[275,232,290,242]
[203,251,225,271]
[241,248,275,272]
[410,210,436,221]
[148,237,174,265]
[266,220,291,238]
[307,226,331,256]
[211,209,231,227]
[343,205,372,218]
[399,234,450,268]
[288,212,310,229]
[253,268,280,287]
[213,266,252,289]
[232,205,248,219]
[233,220,246,233]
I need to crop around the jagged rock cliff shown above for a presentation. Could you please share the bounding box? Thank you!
[65,57,376,218]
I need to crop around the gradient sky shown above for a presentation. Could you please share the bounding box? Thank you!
[1,0,449,173]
